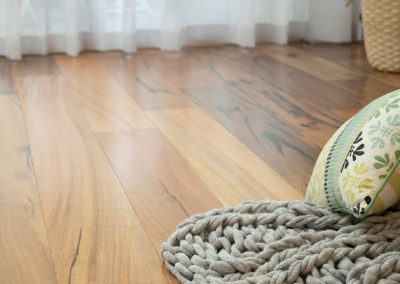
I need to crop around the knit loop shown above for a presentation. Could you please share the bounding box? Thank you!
[161,200,400,283]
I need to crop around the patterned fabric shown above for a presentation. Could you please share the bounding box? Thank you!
[306,89,400,218]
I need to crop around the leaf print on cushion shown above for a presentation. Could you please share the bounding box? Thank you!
[351,144,365,161]
[353,161,369,175]
[341,131,365,172]
[379,126,394,138]
[354,132,363,144]
[373,153,390,169]
[390,132,400,145]
[387,114,400,126]
[350,162,372,192]
[348,175,360,189]
[345,189,354,204]
[341,161,374,209]
[368,121,381,135]
[357,178,373,193]
[371,137,385,149]
[341,159,349,173]
[369,96,400,121]
[369,115,400,148]
[385,98,400,113]
[342,171,351,189]
[376,151,400,180]
[371,110,381,120]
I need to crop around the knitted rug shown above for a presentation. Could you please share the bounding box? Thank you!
[161,200,400,283]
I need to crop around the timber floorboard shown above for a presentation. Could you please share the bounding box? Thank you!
[0,42,399,283]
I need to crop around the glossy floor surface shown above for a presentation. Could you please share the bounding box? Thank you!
[1,43,400,283]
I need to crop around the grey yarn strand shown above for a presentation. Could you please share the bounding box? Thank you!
[160,200,400,283]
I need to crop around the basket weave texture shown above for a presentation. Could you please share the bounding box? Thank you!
[362,0,400,73]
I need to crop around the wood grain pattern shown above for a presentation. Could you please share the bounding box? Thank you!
[339,58,400,88]
[1,42,397,283]
[147,107,303,203]
[332,76,398,105]
[15,75,171,284]
[182,85,319,186]
[96,129,222,247]
[251,51,364,111]
[98,52,196,110]
[302,129,337,150]
[0,95,57,284]
[290,45,399,117]
[55,54,153,132]
[330,108,359,121]
[289,42,366,62]
[259,45,362,81]
[194,47,362,112]
[191,52,346,132]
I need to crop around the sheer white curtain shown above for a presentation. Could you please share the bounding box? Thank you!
[0,0,361,60]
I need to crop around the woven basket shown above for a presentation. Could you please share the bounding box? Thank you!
[362,0,400,73]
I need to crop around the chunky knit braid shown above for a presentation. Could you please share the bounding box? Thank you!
[161,200,400,283]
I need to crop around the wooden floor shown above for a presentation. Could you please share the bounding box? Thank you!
[1,43,400,283]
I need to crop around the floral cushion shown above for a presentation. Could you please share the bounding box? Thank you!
[306,89,400,218]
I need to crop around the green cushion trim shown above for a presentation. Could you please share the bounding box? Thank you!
[323,122,351,208]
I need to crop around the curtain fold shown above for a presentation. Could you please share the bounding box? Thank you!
[0,0,361,60]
